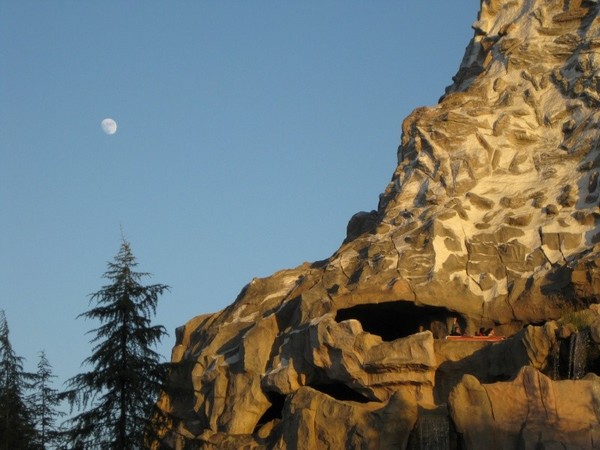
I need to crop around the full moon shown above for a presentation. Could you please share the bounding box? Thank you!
[101,118,117,135]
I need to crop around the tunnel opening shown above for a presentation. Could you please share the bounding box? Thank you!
[335,300,457,341]
[253,392,286,434]
[307,382,373,403]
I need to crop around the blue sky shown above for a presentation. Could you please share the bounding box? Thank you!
[1,2,477,386]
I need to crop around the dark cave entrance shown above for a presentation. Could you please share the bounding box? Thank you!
[307,382,373,403]
[335,300,456,341]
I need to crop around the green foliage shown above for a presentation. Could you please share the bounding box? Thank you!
[557,307,596,331]
[61,239,170,450]
[29,351,65,449]
[0,310,38,449]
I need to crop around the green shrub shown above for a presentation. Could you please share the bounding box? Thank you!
[558,308,595,331]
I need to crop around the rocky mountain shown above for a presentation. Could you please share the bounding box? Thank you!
[153,1,600,448]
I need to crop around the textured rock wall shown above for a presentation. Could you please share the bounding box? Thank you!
[153,1,600,448]
[450,367,600,449]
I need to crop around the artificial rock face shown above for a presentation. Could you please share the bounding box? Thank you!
[154,1,600,449]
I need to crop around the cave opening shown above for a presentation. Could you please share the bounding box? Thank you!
[253,392,286,434]
[307,382,373,403]
[335,300,456,341]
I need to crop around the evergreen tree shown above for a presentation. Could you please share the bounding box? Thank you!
[0,310,38,449]
[29,351,64,449]
[62,239,169,449]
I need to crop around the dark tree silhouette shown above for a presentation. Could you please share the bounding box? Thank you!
[62,239,169,449]
[29,351,64,449]
[0,310,38,449]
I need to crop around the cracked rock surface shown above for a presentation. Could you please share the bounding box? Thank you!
[154,1,600,448]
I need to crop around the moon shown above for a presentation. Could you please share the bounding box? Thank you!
[101,118,117,135]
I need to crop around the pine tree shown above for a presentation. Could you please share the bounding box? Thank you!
[29,351,64,449]
[62,239,170,449]
[0,310,38,449]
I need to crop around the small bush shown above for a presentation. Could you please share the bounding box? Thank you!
[558,308,595,331]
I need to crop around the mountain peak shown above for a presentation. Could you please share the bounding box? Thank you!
[152,2,600,448]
